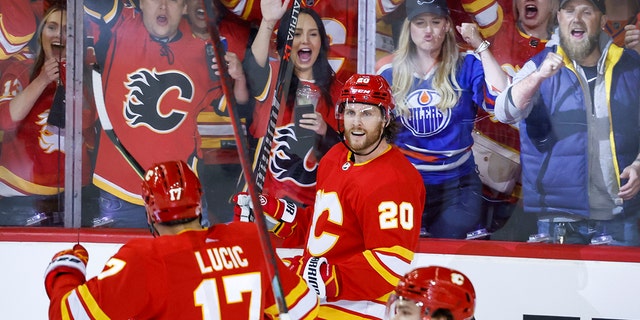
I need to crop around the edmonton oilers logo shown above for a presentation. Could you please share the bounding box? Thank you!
[401,89,450,137]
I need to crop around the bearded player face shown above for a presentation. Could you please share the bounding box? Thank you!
[558,0,605,62]
[342,102,386,154]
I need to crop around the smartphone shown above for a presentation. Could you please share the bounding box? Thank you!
[206,38,228,80]
[294,104,315,138]
[291,104,315,157]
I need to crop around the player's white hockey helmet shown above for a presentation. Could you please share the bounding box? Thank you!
[141,160,202,224]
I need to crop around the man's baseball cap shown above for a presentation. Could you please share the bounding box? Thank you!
[560,0,606,14]
[406,0,450,21]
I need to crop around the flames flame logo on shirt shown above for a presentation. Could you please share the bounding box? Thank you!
[269,125,318,187]
[401,89,451,137]
[38,111,63,153]
[123,68,193,133]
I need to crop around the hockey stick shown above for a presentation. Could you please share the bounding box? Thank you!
[91,64,145,179]
[253,0,301,192]
[202,1,292,318]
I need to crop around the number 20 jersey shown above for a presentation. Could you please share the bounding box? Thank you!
[305,143,425,319]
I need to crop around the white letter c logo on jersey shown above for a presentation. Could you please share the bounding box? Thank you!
[307,191,343,256]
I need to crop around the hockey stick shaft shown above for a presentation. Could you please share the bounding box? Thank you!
[254,0,302,192]
[91,65,145,179]
[202,1,291,318]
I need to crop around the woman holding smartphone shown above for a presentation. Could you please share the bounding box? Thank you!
[242,0,342,211]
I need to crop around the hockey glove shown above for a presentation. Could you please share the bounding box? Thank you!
[44,244,89,298]
[302,256,339,299]
[232,192,254,222]
[232,192,298,237]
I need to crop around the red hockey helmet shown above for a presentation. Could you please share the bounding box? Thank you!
[385,266,476,320]
[336,74,395,121]
[141,160,202,224]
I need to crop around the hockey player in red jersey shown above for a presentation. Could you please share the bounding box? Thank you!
[45,160,319,320]
[235,74,425,319]
[384,266,476,320]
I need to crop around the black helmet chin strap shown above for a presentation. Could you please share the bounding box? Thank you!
[146,213,160,237]
[148,222,159,238]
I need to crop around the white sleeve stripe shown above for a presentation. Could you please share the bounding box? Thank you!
[374,251,412,278]
[288,289,319,318]
[323,299,387,318]
[67,290,93,320]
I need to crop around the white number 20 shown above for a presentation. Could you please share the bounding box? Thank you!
[379,201,414,230]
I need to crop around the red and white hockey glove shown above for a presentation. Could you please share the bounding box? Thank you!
[232,192,298,237]
[44,244,89,298]
[232,192,255,222]
[302,257,339,299]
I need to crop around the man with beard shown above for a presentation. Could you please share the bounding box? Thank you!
[234,74,425,319]
[495,0,640,246]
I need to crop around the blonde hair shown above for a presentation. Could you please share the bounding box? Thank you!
[392,17,461,117]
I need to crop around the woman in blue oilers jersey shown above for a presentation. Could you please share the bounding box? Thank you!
[377,0,508,239]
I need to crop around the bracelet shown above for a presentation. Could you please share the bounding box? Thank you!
[474,40,491,54]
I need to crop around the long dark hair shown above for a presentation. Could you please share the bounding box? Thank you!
[276,7,335,108]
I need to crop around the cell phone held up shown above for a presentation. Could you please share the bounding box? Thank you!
[205,38,228,81]
[294,104,315,140]
[291,103,315,157]
[293,85,320,140]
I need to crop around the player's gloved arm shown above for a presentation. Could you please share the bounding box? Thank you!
[233,192,299,238]
[301,256,339,299]
[44,244,89,298]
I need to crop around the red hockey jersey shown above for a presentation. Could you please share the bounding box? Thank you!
[87,6,221,204]
[48,223,319,320]
[196,15,252,165]
[0,58,92,195]
[295,143,425,319]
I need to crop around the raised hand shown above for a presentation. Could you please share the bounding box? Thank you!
[261,0,291,25]
[537,52,564,79]
[456,22,483,50]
